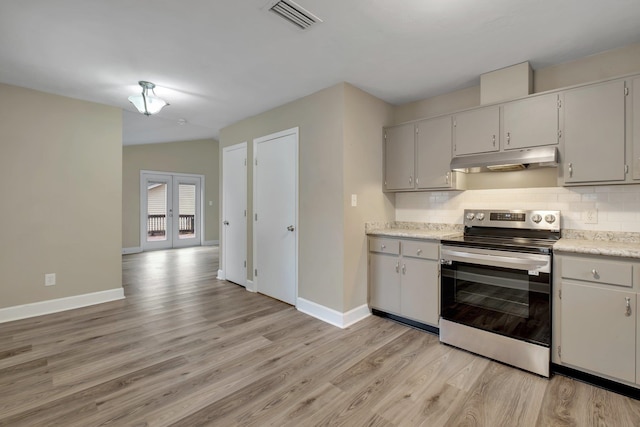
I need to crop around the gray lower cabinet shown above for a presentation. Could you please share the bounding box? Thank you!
[555,253,640,386]
[562,79,627,184]
[368,237,439,326]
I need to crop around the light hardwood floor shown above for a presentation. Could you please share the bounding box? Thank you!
[1,246,640,426]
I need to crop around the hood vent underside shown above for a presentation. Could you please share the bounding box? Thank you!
[450,146,558,173]
[269,0,322,30]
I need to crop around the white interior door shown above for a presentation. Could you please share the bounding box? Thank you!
[222,143,247,286]
[254,128,298,305]
[141,171,203,251]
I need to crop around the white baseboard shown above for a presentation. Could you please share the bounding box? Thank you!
[122,247,142,255]
[246,280,256,293]
[296,298,370,329]
[0,288,126,324]
[217,269,225,280]
[203,240,219,246]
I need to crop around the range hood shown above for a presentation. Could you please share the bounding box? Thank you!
[450,146,558,173]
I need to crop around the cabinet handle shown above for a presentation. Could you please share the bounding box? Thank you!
[402,264,406,274]
[445,172,450,184]
[625,297,632,317]
[569,163,573,178]
[417,249,422,256]
[395,262,399,273]
[492,135,496,146]
[409,176,413,185]
[506,132,511,145]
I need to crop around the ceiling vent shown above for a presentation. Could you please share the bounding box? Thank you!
[268,0,322,30]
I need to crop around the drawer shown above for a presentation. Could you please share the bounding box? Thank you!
[562,257,633,288]
[369,237,400,255]
[401,240,439,260]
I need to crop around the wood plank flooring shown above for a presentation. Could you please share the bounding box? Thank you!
[1,246,640,426]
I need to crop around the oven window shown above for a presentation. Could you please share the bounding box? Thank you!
[441,262,551,346]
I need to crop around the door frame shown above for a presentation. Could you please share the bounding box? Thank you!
[220,142,247,285]
[252,127,299,304]
[140,170,205,251]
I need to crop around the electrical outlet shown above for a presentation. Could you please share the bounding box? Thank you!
[45,273,56,286]
[584,209,598,224]
[351,194,357,207]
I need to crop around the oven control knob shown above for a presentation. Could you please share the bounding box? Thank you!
[531,214,542,223]
[476,213,485,221]
[466,212,475,221]
[545,214,556,224]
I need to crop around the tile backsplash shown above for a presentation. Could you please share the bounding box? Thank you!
[395,185,640,232]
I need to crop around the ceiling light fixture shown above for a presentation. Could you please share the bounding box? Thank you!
[128,81,169,116]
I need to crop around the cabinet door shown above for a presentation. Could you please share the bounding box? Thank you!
[416,116,454,189]
[369,253,400,314]
[384,124,415,191]
[633,77,640,180]
[561,281,636,383]
[400,257,439,325]
[453,106,500,156]
[503,93,559,150]
[563,80,626,183]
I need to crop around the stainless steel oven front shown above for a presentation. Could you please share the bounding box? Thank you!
[439,245,552,377]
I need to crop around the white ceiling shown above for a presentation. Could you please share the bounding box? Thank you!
[1,0,640,145]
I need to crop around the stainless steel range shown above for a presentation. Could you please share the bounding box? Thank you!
[439,209,560,377]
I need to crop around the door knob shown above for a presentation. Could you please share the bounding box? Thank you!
[287,225,295,232]
[223,221,229,225]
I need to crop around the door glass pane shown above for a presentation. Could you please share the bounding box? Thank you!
[178,184,196,239]
[147,182,167,242]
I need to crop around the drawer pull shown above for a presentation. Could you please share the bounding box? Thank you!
[625,297,632,317]
[381,244,386,250]
[417,249,422,256]
[591,269,598,278]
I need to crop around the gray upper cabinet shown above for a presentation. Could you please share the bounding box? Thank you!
[416,116,455,189]
[503,92,560,150]
[563,79,626,184]
[453,106,500,156]
[633,77,640,180]
[384,123,415,191]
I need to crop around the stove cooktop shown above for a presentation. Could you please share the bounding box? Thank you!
[441,209,562,254]
[441,234,557,254]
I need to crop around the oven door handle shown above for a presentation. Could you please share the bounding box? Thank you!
[441,248,550,273]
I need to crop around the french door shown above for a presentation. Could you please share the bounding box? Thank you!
[141,172,203,251]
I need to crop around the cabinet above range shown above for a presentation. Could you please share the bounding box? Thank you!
[383,72,640,192]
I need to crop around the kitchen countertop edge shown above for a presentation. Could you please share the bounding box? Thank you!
[554,238,640,259]
[365,222,463,240]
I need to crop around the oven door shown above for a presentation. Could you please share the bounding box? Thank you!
[440,245,551,347]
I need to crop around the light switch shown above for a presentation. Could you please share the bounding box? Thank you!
[209,201,213,206]
[351,194,357,207]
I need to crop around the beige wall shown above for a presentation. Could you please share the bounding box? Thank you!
[220,84,347,311]
[343,84,395,311]
[394,42,640,126]
[221,83,394,312]
[122,139,219,248]
[0,83,122,309]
